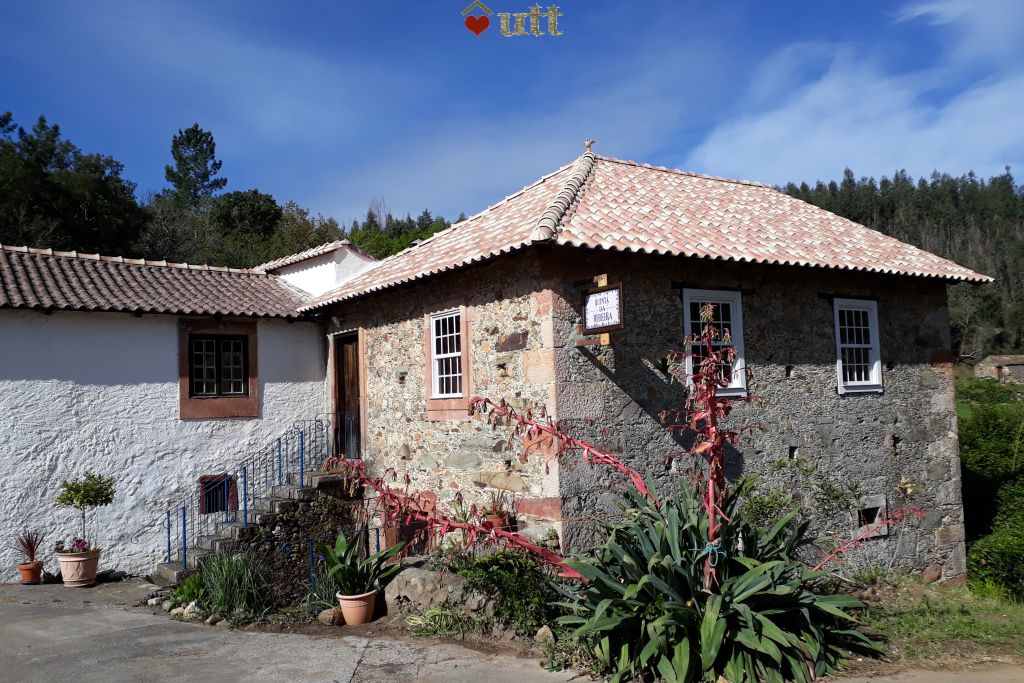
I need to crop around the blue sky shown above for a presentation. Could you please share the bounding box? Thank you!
[3,1,1022,225]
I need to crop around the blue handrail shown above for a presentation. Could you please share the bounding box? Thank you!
[156,411,360,569]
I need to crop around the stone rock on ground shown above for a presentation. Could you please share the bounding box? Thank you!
[385,566,492,616]
[535,625,555,643]
[205,614,222,626]
[170,607,185,617]
[318,608,344,626]
[215,619,232,628]
[182,601,201,621]
[147,597,163,606]
[162,600,174,612]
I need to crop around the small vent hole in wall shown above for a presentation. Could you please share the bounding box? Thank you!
[785,365,795,379]
[788,446,799,459]
[857,506,881,528]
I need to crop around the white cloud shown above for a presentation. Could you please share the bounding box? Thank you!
[894,0,1024,62]
[684,2,1024,185]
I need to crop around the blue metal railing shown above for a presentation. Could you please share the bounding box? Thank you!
[159,411,361,570]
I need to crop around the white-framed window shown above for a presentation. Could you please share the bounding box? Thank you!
[430,310,463,398]
[833,298,883,394]
[682,288,746,396]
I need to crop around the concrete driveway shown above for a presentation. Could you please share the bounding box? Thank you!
[0,579,573,682]
[1,580,1020,683]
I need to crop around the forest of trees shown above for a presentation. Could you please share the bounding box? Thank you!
[783,169,1024,359]
[3,111,1022,358]
[0,112,454,268]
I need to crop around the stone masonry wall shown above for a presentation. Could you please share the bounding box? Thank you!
[547,247,966,581]
[325,252,562,540]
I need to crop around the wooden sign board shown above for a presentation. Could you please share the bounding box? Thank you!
[583,283,624,335]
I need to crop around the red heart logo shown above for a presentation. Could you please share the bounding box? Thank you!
[465,15,490,35]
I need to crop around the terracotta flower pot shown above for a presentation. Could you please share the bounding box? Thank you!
[336,589,378,625]
[56,549,102,587]
[484,512,511,530]
[17,561,43,584]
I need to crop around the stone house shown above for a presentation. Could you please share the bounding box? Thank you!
[301,147,990,582]
[0,147,990,583]
[974,355,1024,383]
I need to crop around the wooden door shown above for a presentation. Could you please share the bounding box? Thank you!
[334,335,360,457]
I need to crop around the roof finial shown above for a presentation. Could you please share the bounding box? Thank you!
[583,138,595,153]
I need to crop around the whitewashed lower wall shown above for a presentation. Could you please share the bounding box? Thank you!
[0,310,326,581]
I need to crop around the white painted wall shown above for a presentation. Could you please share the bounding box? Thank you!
[0,310,326,580]
[275,247,375,296]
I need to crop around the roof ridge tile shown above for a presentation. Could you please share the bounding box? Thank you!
[531,150,597,241]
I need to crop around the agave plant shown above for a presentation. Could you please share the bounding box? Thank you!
[557,480,878,683]
[317,531,404,596]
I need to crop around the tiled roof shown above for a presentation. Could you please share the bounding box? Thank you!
[254,240,373,272]
[0,245,311,318]
[984,355,1024,365]
[302,151,990,311]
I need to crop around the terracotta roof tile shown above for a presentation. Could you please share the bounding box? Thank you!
[254,240,374,272]
[302,152,990,311]
[0,245,310,318]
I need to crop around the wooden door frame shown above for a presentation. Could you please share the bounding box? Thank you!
[329,329,367,457]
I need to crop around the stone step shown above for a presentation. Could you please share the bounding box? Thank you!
[152,562,184,586]
[151,473,334,583]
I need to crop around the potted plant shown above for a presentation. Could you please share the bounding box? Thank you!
[481,489,513,530]
[317,532,404,625]
[13,530,46,584]
[54,472,115,587]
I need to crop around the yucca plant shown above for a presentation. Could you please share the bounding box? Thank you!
[557,481,879,683]
[317,531,404,597]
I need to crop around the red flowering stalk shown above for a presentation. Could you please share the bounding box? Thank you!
[811,507,926,571]
[659,302,760,589]
[317,455,582,579]
[468,397,654,504]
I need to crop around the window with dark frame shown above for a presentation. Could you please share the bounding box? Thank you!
[189,335,249,398]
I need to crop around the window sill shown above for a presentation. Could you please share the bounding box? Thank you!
[426,395,471,421]
[837,384,884,396]
[180,395,259,419]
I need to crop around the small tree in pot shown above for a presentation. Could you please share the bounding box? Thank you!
[13,530,46,584]
[54,472,115,587]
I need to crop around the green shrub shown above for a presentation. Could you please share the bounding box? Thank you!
[956,378,1023,405]
[968,527,1024,600]
[171,571,207,607]
[459,549,561,637]
[202,551,273,616]
[558,482,878,683]
[958,403,1024,539]
[993,478,1024,528]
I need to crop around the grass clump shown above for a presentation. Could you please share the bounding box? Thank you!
[859,574,1024,663]
[201,550,273,616]
[405,604,479,637]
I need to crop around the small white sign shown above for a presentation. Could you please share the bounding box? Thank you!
[584,286,622,333]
